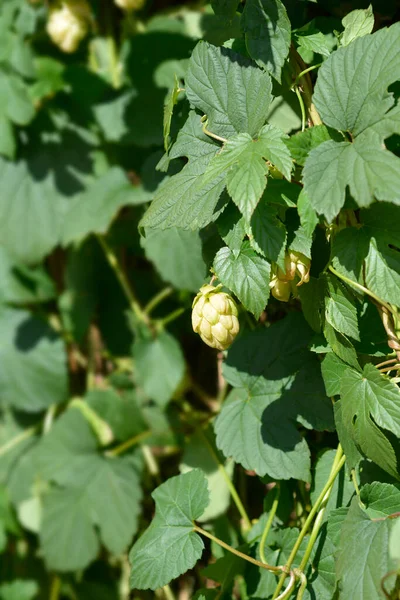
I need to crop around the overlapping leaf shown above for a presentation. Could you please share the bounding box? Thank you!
[130,470,209,590]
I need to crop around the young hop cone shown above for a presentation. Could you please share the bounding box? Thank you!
[46,0,90,53]
[270,251,311,302]
[192,284,239,351]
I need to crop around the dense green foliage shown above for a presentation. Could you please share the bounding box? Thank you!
[1,0,400,599]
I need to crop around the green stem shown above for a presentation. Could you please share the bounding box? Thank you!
[49,575,61,600]
[198,428,252,531]
[43,404,57,434]
[144,287,174,315]
[142,445,162,485]
[193,525,283,573]
[200,116,227,144]
[105,430,152,457]
[296,571,308,600]
[293,63,322,87]
[0,425,38,459]
[157,308,185,328]
[97,236,151,327]
[272,449,346,599]
[162,585,176,600]
[294,86,306,132]
[351,469,361,497]
[260,484,280,564]
[329,265,394,315]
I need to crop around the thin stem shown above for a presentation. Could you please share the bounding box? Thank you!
[144,287,174,315]
[296,571,308,600]
[376,357,398,369]
[293,63,322,87]
[329,265,394,315]
[351,469,361,497]
[197,428,252,531]
[43,404,57,434]
[272,449,346,599]
[162,585,176,600]
[142,445,162,485]
[97,236,151,327]
[193,525,283,573]
[0,425,38,459]
[200,116,227,144]
[105,430,152,457]
[49,575,61,600]
[276,571,296,600]
[379,364,400,374]
[294,86,306,132]
[260,484,280,565]
[157,308,185,328]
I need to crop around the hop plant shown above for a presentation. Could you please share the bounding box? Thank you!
[46,0,91,53]
[270,251,311,302]
[114,0,146,11]
[192,284,239,351]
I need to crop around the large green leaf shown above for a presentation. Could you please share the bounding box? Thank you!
[0,157,64,264]
[310,449,354,520]
[185,42,272,139]
[139,112,226,230]
[143,228,207,292]
[360,482,400,519]
[336,495,397,600]
[0,580,38,600]
[37,410,143,570]
[242,0,291,83]
[215,313,333,479]
[0,308,67,412]
[132,330,185,408]
[313,23,400,135]
[340,364,400,478]
[213,242,271,318]
[0,248,55,305]
[129,470,209,590]
[247,200,286,266]
[63,168,150,245]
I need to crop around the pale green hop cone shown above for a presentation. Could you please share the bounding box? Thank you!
[192,284,239,350]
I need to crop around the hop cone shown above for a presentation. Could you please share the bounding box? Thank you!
[192,285,239,351]
[47,0,90,53]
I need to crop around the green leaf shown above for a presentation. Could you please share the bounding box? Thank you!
[285,125,336,167]
[360,482,400,519]
[129,470,209,590]
[242,0,291,83]
[185,42,272,139]
[310,449,354,520]
[163,74,182,151]
[215,388,310,480]
[216,203,246,256]
[0,580,38,600]
[323,321,360,370]
[296,29,331,58]
[0,115,15,159]
[86,388,147,442]
[132,331,185,407]
[215,313,332,479]
[297,189,318,239]
[340,364,400,478]
[390,519,400,563]
[0,156,64,264]
[0,308,67,412]
[180,428,233,521]
[334,400,363,471]
[0,68,35,127]
[297,276,324,333]
[314,23,400,135]
[211,0,239,18]
[247,200,286,266]
[38,410,143,570]
[139,112,226,230]
[143,228,207,292]
[0,248,55,305]
[213,242,271,318]
[203,125,291,219]
[341,4,374,47]
[63,168,149,246]
[336,496,396,600]
[325,275,360,341]
[321,353,349,396]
